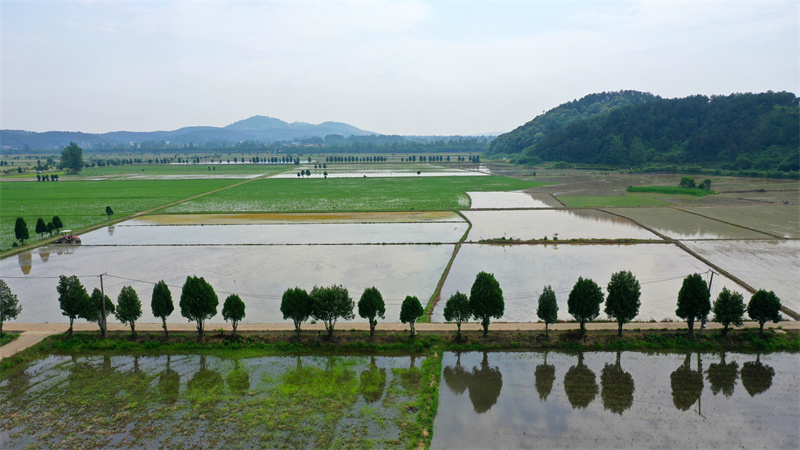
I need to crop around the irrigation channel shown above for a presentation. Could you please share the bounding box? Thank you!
[0,350,797,448]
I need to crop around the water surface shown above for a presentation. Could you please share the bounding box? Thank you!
[432,350,799,449]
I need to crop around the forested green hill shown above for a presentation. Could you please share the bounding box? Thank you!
[489,90,660,155]
[500,91,799,172]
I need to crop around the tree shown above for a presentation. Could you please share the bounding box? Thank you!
[568,277,604,336]
[180,275,219,340]
[35,218,47,238]
[400,296,423,336]
[116,285,142,337]
[151,280,174,338]
[280,287,313,334]
[57,275,90,337]
[443,291,471,339]
[52,216,63,232]
[0,280,22,336]
[675,274,711,336]
[712,287,745,335]
[536,285,558,339]
[699,179,712,190]
[47,222,55,236]
[222,294,246,337]
[357,286,385,338]
[747,290,781,334]
[605,271,641,337]
[14,217,29,244]
[60,142,84,174]
[83,288,114,336]
[310,284,354,338]
[105,206,114,218]
[679,176,696,188]
[469,271,504,336]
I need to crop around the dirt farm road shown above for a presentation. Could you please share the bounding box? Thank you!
[2,320,797,361]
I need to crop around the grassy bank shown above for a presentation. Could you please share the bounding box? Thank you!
[0,333,19,347]
[626,185,716,196]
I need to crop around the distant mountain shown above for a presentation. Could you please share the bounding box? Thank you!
[507,91,799,172]
[489,90,660,155]
[0,115,375,150]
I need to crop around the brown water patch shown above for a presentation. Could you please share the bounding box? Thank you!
[140,211,462,225]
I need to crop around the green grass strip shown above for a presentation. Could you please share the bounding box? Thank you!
[626,185,716,196]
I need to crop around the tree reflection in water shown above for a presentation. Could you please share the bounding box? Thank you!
[706,353,738,397]
[186,355,224,405]
[359,355,387,403]
[442,352,503,414]
[670,354,703,411]
[534,351,556,401]
[564,353,598,409]
[226,359,250,395]
[442,352,469,396]
[158,354,180,405]
[600,352,634,414]
[741,354,774,397]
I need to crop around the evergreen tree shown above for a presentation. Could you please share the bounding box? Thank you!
[568,277,604,336]
[537,285,559,339]
[400,296,423,336]
[116,286,142,337]
[0,280,22,336]
[57,275,90,337]
[14,217,29,244]
[222,294,246,337]
[469,272,504,336]
[676,274,711,336]
[357,286,386,338]
[747,290,781,334]
[605,271,641,337]
[712,287,745,335]
[281,287,313,334]
[443,291,471,339]
[151,280,174,338]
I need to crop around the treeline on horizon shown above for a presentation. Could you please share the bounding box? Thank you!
[490,91,799,174]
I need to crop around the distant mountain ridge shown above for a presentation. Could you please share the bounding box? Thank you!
[493,90,799,172]
[489,90,660,155]
[1,115,376,150]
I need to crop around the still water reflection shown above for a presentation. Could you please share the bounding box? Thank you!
[433,351,797,448]
[0,353,421,448]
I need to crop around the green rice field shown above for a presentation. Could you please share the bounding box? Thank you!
[164,176,548,214]
[0,179,241,250]
[556,195,668,208]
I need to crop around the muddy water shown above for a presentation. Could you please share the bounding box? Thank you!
[80,221,468,245]
[683,205,800,239]
[683,240,800,312]
[432,243,746,322]
[432,351,799,449]
[464,209,660,241]
[0,353,423,448]
[467,192,560,209]
[609,207,773,240]
[1,244,454,324]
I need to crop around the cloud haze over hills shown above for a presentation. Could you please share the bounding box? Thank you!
[2,2,797,136]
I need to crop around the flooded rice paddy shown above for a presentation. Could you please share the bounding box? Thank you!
[682,205,800,239]
[81,221,468,246]
[432,350,799,449]
[466,192,559,209]
[464,209,660,241]
[608,207,774,240]
[0,353,426,448]
[432,243,746,322]
[682,240,800,312]
[3,243,454,324]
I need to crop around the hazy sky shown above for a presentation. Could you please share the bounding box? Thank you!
[2,1,797,135]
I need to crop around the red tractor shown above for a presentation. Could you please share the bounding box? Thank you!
[55,230,82,244]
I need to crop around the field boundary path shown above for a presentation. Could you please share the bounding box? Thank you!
[3,320,798,361]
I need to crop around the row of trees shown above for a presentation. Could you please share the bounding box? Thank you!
[3,270,782,340]
[55,275,245,340]
[527,271,782,338]
[14,216,63,245]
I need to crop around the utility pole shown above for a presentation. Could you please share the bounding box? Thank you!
[99,273,108,339]
[700,270,715,336]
